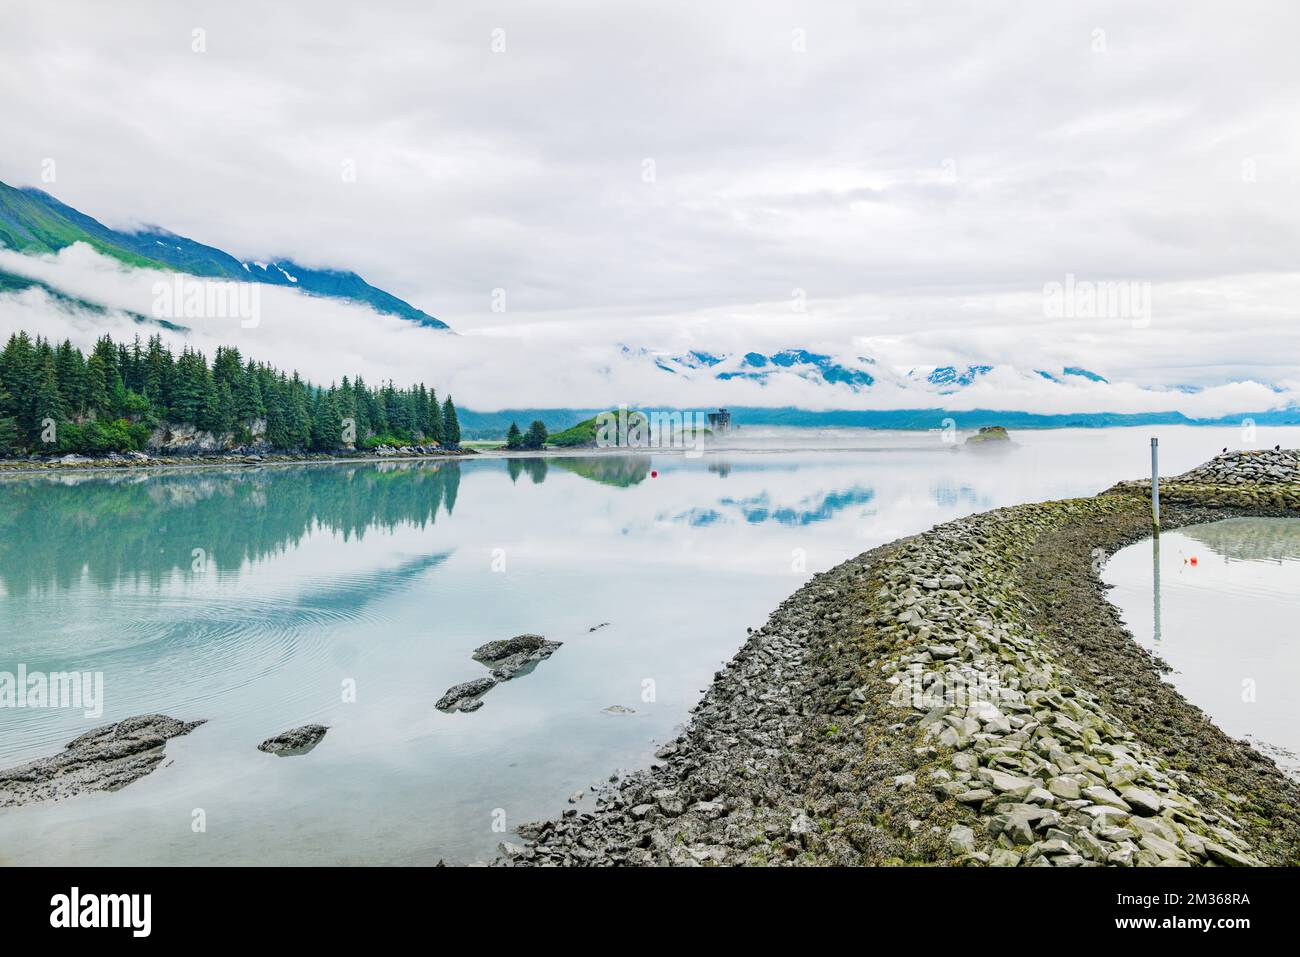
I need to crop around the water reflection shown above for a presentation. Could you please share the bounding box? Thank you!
[551,455,651,487]
[1105,517,1300,781]
[1152,534,1162,644]
[0,461,462,597]
[7,427,1300,863]
[1181,517,1300,564]
[506,457,548,484]
[714,486,876,526]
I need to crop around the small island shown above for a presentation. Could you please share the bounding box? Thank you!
[966,425,1011,445]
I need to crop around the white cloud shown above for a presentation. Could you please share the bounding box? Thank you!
[1,1,1298,411]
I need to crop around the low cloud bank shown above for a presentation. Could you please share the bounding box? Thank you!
[1,244,1297,420]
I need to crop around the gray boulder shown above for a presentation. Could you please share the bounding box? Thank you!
[0,714,205,807]
[258,724,329,756]
[436,677,498,712]
[472,634,562,680]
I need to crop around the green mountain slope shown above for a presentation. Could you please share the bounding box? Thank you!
[548,410,651,447]
[0,180,449,329]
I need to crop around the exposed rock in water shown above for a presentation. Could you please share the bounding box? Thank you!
[588,622,611,633]
[257,724,329,756]
[602,705,636,715]
[0,714,205,807]
[472,633,562,680]
[436,677,498,712]
[966,425,1011,445]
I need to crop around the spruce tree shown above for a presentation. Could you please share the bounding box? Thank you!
[506,421,522,449]
[441,396,460,449]
[425,387,443,445]
[523,420,547,450]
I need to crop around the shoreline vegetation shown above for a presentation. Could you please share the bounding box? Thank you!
[501,449,1300,866]
[0,330,464,461]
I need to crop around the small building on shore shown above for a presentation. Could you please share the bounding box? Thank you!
[706,408,732,432]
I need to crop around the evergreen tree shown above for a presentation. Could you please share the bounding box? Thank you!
[0,411,19,455]
[505,421,522,449]
[84,350,112,418]
[441,396,460,449]
[311,388,342,451]
[425,387,443,445]
[522,420,547,450]
[55,340,87,414]
[265,375,292,449]
[287,373,312,448]
[32,362,66,447]
[235,360,265,422]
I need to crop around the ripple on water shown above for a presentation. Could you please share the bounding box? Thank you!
[0,555,450,764]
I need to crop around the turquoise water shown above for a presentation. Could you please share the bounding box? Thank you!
[2,425,1299,864]
[1104,517,1300,779]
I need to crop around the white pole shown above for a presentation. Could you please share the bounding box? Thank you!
[1150,436,1160,533]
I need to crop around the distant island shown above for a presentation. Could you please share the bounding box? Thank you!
[966,425,1011,445]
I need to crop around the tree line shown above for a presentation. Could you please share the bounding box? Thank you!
[0,330,461,456]
[505,420,548,450]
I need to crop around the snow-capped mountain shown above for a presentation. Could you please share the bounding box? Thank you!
[632,346,1114,397]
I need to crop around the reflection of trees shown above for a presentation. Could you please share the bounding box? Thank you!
[0,461,462,596]
[551,455,651,488]
[507,458,549,485]
[1182,518,1300,564]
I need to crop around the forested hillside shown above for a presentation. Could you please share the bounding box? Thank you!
[0,330,459,456]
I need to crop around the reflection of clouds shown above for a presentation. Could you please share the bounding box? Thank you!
[1181,517,1300,565]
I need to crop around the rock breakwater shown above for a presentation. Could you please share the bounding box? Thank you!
[1173,448,1300,486]
[502,462,1300,866]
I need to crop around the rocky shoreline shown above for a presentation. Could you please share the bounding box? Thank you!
[0,445,476,476]
[502,452,1300,866]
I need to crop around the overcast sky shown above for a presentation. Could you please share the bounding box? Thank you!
[2,1,1299,411]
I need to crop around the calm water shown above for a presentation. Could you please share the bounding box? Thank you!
[3,425,1299,865]
[1104,518,1300,780]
